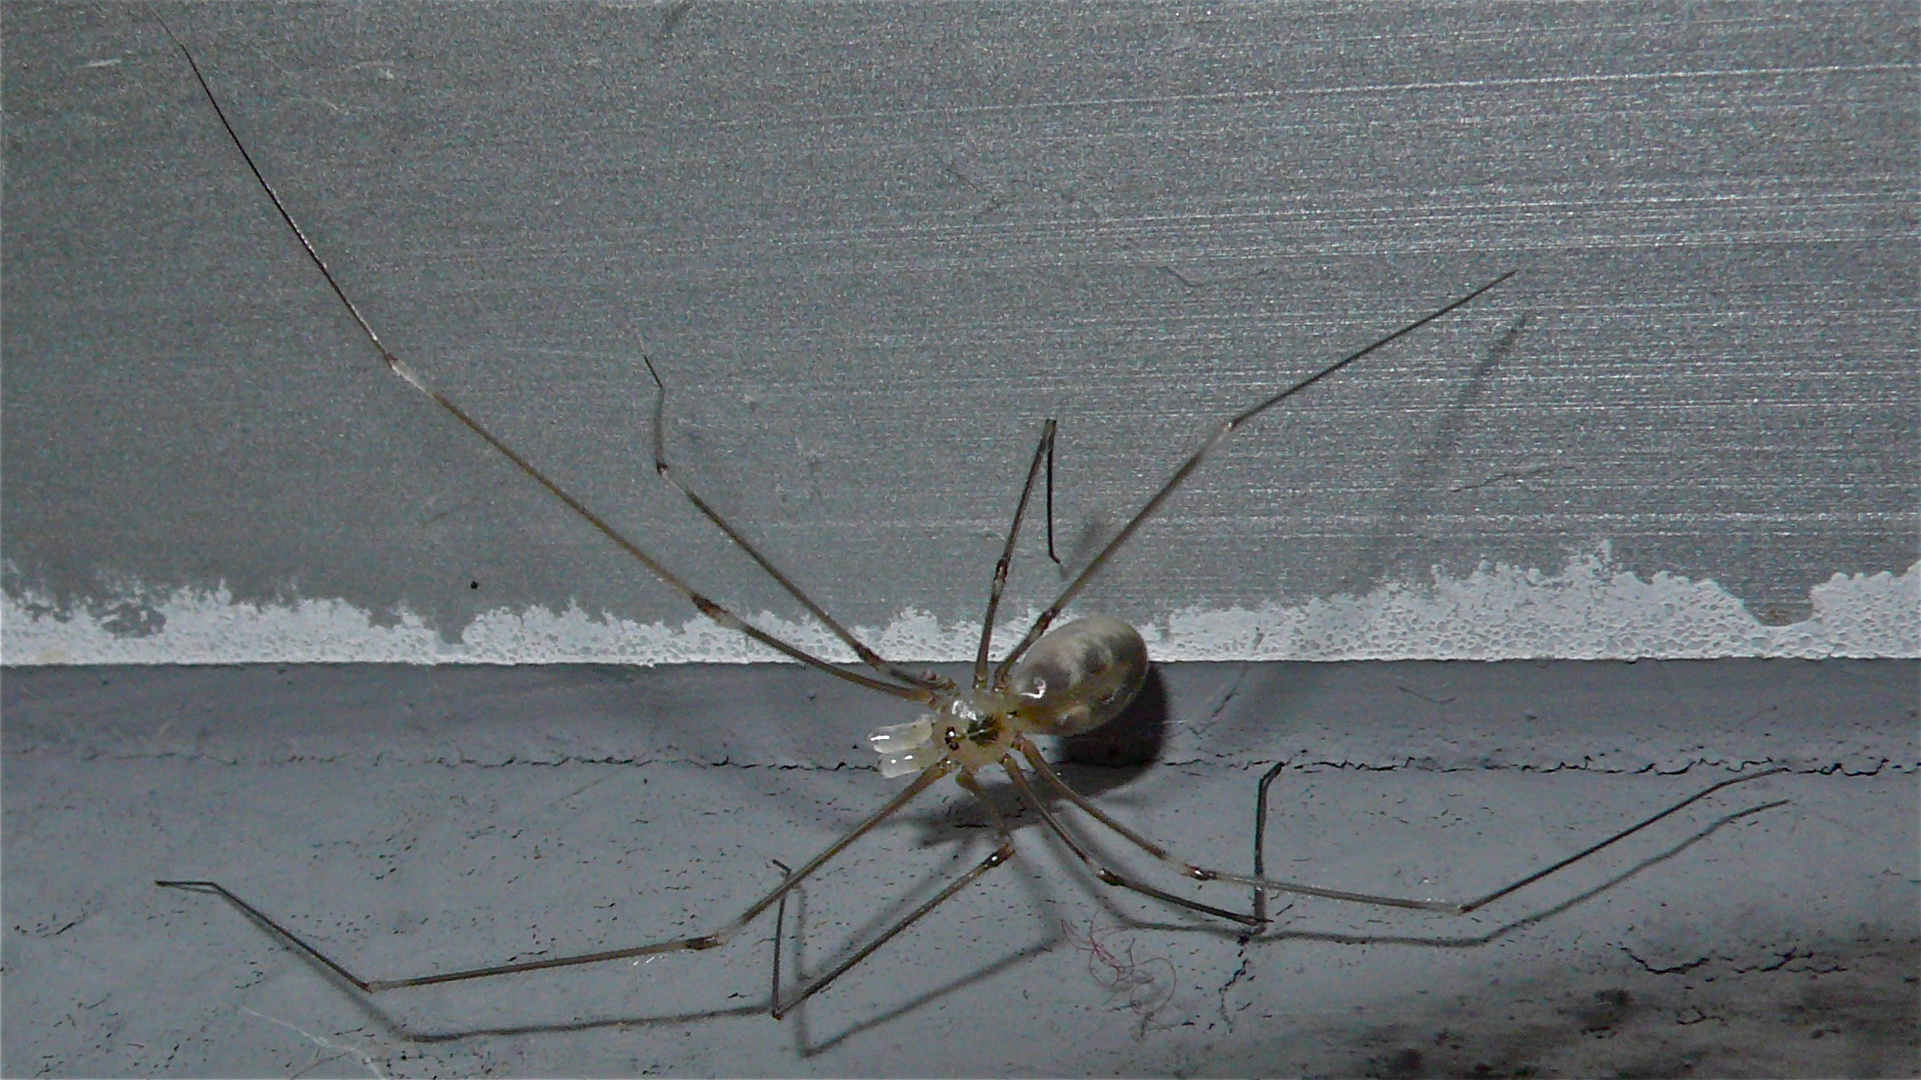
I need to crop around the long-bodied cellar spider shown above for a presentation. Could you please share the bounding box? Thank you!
[147,11,1788,1021]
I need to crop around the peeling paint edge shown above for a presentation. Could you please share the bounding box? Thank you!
[4,550,1916,666]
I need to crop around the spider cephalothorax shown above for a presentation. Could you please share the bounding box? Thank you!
[870,615,1148,777]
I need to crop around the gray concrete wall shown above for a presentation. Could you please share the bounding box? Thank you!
[5,2,1916,664]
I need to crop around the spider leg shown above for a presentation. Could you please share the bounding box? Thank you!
[770,770,1019,1018]
[1000,757,1261,926]
[993,269,1517,684]
[1018,739,1786,916]
[644,357,941,692]
[157,764,949,995]
[973,420,1058,691]
[149,9,935,706]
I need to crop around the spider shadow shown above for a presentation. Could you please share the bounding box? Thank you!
[269,850,1059,1052]
[774,849,1064,1057]
[1339,311,1533,597]
[320,847,1062,1057]
[181,672,1175,1054]
[1012,795,1791,988]
[250,703,1138,1051]
[1060,665,1172,776]
[768,669,1179,1053]
[780,669,1183,1054]
[203,751,1784,1059]
[1244,797,1790,951]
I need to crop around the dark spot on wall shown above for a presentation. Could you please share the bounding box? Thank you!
[1575,987,1637,1033]
[1753,601,1812,626]
[96,600,164,638]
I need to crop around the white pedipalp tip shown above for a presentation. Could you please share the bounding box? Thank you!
[869,716,941,778]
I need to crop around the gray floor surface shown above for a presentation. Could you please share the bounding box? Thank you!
[4,659,1916,1077]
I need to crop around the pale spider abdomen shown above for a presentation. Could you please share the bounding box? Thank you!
[1007,615,1149,737]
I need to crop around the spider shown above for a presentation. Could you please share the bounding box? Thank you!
[147,10,1784,1021]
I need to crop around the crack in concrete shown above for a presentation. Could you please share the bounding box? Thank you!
[1214,946,1255,1032]
[12,743,1916,781]
[1620,945,1715,975]
[1199,663,1254,726]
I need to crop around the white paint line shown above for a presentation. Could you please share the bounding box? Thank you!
[5,549,1915,665]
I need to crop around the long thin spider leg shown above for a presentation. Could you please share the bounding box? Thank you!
[1045,421,1061,566]
[1023,741,1786,915]
[771,770,1018,1018]
[1000,758,1261,926]
[149,12,932,707]
[1237,764,1792,914]
[642,358,937,693]
[769,859,793,1014]
[1016,737,1211,880]
[993,270,1519,685]
[974,419,1059,691]
[1423,766,1790,913]
[1252,759,1289,923]
[156,764,949,993]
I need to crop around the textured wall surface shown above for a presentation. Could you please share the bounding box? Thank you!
[4,3,1916,664]
[4,660,1916,1077]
